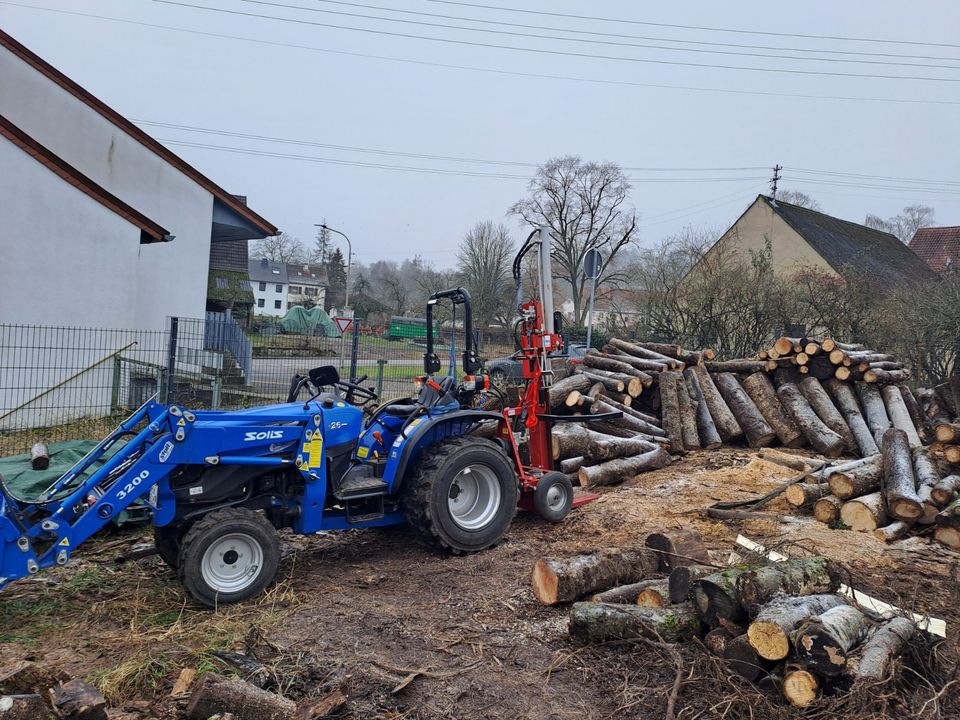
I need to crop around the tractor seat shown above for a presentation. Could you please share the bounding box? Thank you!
[383,403,418,417]
[383,376,458,417]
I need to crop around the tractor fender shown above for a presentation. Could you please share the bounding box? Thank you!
[385,410,510,493]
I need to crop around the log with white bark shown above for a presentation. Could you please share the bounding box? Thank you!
[864,368,912,385]
[30,443,49,471]
[794,604,868,677]
[575,368,624,394]
[531,548,659,605]
[881,385,922,448]
[931,473,960,506]
[591,400,665,440]
[674,372,702,451]
[714,372,777,448]
[684,368,722,449]
[741,372,805,448]
[590,578,668,604]
[747,593,846,661]
[853,617,916,685]
[578,447,672,487]
[657,370,686,451]
[857,382,893,445]
[704,360,768,374]
[635,341,712,365]
[873,520,913,542]
[814,495,843,524]
[601,346,668,373]
[644,529,710,571]
[783,668,820,708]
[691,365,743,442]
[785,482,830,509]
[757,447,819,472]
[899,385,930,443]
[693,567,755,624]
[845,351,896,363]
[827,456,882,500]
[583,350,650,382]
[667,564,716,603]
[882,428,923,521]
[551,424,657,463]
[912,446,941,517]
[576,367,640,396]
[799,377,858,454]
[736,557,841,614]
[824,379,879,457]
[547,374,592,411]
[568,602,702,644]
[777,383,846,457]
[592,394,660,426]
[840,491,888,532]
[186,672,296,720]
[559,456,584,475]
[607,338,681,369]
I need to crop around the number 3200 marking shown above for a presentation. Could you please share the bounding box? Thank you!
[117,470,151,500]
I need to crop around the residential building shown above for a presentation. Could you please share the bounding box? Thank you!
[685,195,937,288]
[908,226,960,276]
[249,259,289,317]
[286,263,328,309]
[0,29,277,330]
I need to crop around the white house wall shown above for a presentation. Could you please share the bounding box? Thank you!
[0,44,215,330]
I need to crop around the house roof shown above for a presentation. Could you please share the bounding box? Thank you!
[763,195,938,286]
[0,113,169,243]
[908,226,960,275]
[249,258,288,283]
[287,263,329,286]
[0,29,278,238]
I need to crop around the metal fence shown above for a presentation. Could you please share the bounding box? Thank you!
[0,317,514,455]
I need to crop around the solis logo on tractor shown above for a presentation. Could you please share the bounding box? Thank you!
[244,430,284,442]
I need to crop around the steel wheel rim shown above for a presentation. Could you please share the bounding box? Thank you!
[200,532,264,594]
[448,464,502,530]
[545,482,567,511]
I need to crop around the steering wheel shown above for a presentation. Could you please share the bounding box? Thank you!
[335,374,378,404]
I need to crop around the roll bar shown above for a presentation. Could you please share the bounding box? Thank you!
[423,287,481,375]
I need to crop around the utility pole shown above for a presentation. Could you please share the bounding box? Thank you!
[770,164,782,200]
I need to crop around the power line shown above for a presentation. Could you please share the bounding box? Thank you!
[425,0,960,50]
[228,0,960,71]
[309,0,960,63]
[2,2,957,106]
[785,166,960,187]
[152,0,960,83]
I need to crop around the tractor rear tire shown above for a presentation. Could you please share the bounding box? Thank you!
[533,471,573,523]
[402,436,518,554]
[154,524,184,569]
[177,508,280,607]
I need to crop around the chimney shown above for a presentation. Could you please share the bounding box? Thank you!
[260,258,268,268]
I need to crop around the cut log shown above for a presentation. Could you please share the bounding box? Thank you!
[704,627,734,655]
[827,456,882,499]
[691,365,742,442]
[724,634,766,682]
[881,428,923,521]
[857,382,892,445]
[569,601,701,644]
[601,346,668,374]
[881,386,922,448]
[741,372,805,448]
[693,567,754,624]
[934,423,960,444]
[931,474,960,506]
[864,368,912,385]
[635,341,709,364]
[607,338,680,369]
[583,350,648,380]
[783,669,820,708]
[899,386,930,442]
[747,593,846,661]
[799,377,858,454]
[821,338,837,352]
[934,525,960,549]
[785,482,830,509]
[814,495,843,524]
[714,373,776,447]
[704,360,768,374]
[592,395,660,427]
[575,368,626,394]
[186,673,295,720]
[635,579,671,608]
[913,447,941,493]
[580,365,643,398]
[773,337,796,356]
[30,443,49,471]
[657,371,686,452]
[559,456,584,475]
[873,521,913,542]
[840,491,887,532]
[531,548,658,605]
[824,379,879,457]
[674,373,702,451]
[0,695,51,720]
[577,447,672,487]
[590,402,666,440]
[944,445,960,465]
[547,373,593,411]
[795,605,868,677]
[667,564,715,603]
[757,447,816,472]
[853,617,916,684]
[777,383,845,457]
[50,680,108,720]
[683,368,722,449]
[590,578,668,604]
[736,557,841,614]
[644,529,710,571]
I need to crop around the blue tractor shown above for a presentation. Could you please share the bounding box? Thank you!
[0,287,575,606]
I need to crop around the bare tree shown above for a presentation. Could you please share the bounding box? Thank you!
[252,232,307,264]
[776,190,821,211]
[510,156,637,325]
[457,221,515,329]
[864,204,936,243]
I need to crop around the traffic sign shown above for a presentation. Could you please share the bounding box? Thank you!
[334,317,354,334]
[584,249,604,280]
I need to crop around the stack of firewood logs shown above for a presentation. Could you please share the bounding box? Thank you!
[531,530,918,708]
[758,337,911,385]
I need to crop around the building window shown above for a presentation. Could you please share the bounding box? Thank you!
[257,298,265,308]
[259,281,266,291]
[290,286,302,294]
[305,287,317,296]
[276,284,283,292]
[275,300,282,309]
[215,277,229,289]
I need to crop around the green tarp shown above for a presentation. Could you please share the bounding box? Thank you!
[280,306,341,337]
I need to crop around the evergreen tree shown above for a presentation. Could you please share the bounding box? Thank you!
[325,247,347,312]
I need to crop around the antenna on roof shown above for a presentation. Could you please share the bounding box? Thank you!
[770,164,782,202]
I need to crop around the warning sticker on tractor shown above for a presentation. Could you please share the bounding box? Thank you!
[309,435,323,467]
[357,446,369,459]
[58,538,69,547]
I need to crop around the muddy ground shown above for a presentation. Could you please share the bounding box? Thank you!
[1,448,958,719]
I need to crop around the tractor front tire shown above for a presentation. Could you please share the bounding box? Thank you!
[402,437,518,554]
[177,508,280,607]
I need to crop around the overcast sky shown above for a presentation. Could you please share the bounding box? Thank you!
[2,0,958,267]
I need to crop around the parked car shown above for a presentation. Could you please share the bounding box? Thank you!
[484,344,587,386]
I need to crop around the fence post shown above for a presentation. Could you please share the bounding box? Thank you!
[349,321,360,383]
[111,356,122,411]
[211,369,223,410]
[376,358,387,398]
[165,317,179,404]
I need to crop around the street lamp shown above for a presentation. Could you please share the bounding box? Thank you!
[314,223,352,310]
